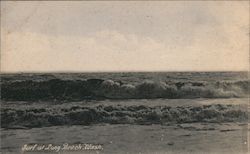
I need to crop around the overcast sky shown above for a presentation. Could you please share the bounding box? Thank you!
[1,1,249,72]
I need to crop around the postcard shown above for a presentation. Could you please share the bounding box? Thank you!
[1,1,249,154]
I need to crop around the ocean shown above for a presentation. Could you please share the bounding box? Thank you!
[0,72,249,154]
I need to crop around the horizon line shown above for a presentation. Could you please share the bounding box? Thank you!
[0,70,249,74]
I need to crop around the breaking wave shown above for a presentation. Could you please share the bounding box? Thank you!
[1,104,248,128]
[1,78,249,101]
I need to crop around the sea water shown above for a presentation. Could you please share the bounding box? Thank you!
[1,72,249,153]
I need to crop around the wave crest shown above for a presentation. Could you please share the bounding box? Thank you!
[1,79,249,101]
[1,104,248,128]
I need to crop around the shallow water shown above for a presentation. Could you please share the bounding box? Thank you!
[1,98,249,153]
[1,123,248,154]
[1,98,248,128]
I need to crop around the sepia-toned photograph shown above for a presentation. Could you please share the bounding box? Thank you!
[0,1,249,154]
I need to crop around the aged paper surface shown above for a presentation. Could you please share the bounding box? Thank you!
[0,1,249,154]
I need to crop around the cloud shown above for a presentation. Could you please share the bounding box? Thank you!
[1,1,249,72]
[1,29,248,72]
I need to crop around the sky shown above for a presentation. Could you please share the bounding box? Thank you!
[1,1,249,72]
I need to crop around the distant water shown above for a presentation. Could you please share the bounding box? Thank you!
[1,72,249,101]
